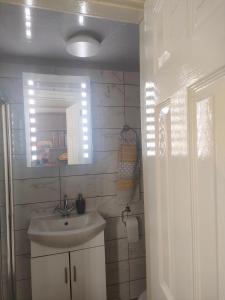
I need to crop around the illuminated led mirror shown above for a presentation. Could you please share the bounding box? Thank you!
[23,73,93,167]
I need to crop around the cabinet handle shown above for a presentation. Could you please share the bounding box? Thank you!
[73,266,76,282]
[64,267,68,284]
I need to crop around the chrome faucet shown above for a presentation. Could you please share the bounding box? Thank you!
[55,194,74,216]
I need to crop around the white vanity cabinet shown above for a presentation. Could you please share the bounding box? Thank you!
[70,246,106,300]
[31,232,106,300]
[31,253,71,300]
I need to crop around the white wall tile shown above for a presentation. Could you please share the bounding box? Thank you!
[61,173,116,199]
[90,70,124,84]
[124,72,140,85]
[54,68,123,84]
[15,230,30,255]
[53,66,90,77]
[125,85,140,107]
[0,77,23,103]
[125,107,141,129]
[105,217,127,241]
[92,106,124,129]
[129,237,146,259]
[14,201,58,230]
[93,129,121,151]
[13,177,60,205]
[107,282,130,300]
[10,104,25,130]
[16,279,32,300]
[16,255,31,280]
[0,233,7,259]
[0,207,6,233]
[85,195,144,219]
[137,214,145,236]
[129,258,146,281]
[12,155,59,179]
[129,279,146,299]
[59,151,118,177]
[0,180,5,207]
[92,83,124,106]
[12,130,26,155]
[106,260,129,285]
[105,238,129,263]
[1,279,11,300]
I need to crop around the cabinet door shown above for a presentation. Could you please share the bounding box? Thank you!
[31,253,71,300]
[70,246,106,300]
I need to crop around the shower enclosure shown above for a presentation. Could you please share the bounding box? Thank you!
[0,98,14,300]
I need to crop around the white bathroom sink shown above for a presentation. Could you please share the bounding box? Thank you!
[28,211,106,248]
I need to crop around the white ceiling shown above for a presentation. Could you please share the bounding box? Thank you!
[0,3,140,71]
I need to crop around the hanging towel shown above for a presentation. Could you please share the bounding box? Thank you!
[117,126,140,202]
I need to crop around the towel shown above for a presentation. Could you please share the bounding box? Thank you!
[117,126,140,202]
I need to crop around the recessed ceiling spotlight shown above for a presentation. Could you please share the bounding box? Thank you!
[66,35,100,58]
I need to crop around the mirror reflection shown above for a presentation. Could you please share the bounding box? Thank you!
[23,73,93,167]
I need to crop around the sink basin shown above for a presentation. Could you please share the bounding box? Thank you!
[28,211,106,248]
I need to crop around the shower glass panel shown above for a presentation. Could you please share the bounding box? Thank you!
[0,101,13,300]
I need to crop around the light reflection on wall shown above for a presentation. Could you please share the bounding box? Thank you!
[171,89,188,157]
[158,107,168,157]
[196,97,213,159]
[145,82,156,156]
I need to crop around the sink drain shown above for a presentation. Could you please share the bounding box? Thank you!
[64,222,69,226]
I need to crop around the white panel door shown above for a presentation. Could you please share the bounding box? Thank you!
[190,75,225,300]
[156,102,173,300]
[150,95,193,300]
[70,246,106,300]
[31,253,71,300]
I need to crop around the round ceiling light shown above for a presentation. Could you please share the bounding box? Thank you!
[66,35,100,58]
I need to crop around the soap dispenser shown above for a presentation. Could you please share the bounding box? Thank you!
[76,193,86,214]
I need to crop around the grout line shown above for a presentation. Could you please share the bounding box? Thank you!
[106,256,146,265]
[14,194,118,206]
[13,171,118,181]
[13,277,145,284]
[58,171,117,178]
[129,277,146,283]
[93,127,141,130]
[93,105,140,108]
[15,278,31,282]
[106,277,146,288]
[105,234,145,243]
[105,212,144,220]
[14,199,60,207]
[91,82,140,87]
[106,258,129,265]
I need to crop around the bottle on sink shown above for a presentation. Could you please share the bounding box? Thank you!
[76,193,86,214]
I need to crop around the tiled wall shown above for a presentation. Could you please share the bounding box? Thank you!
[0,62,146,300]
